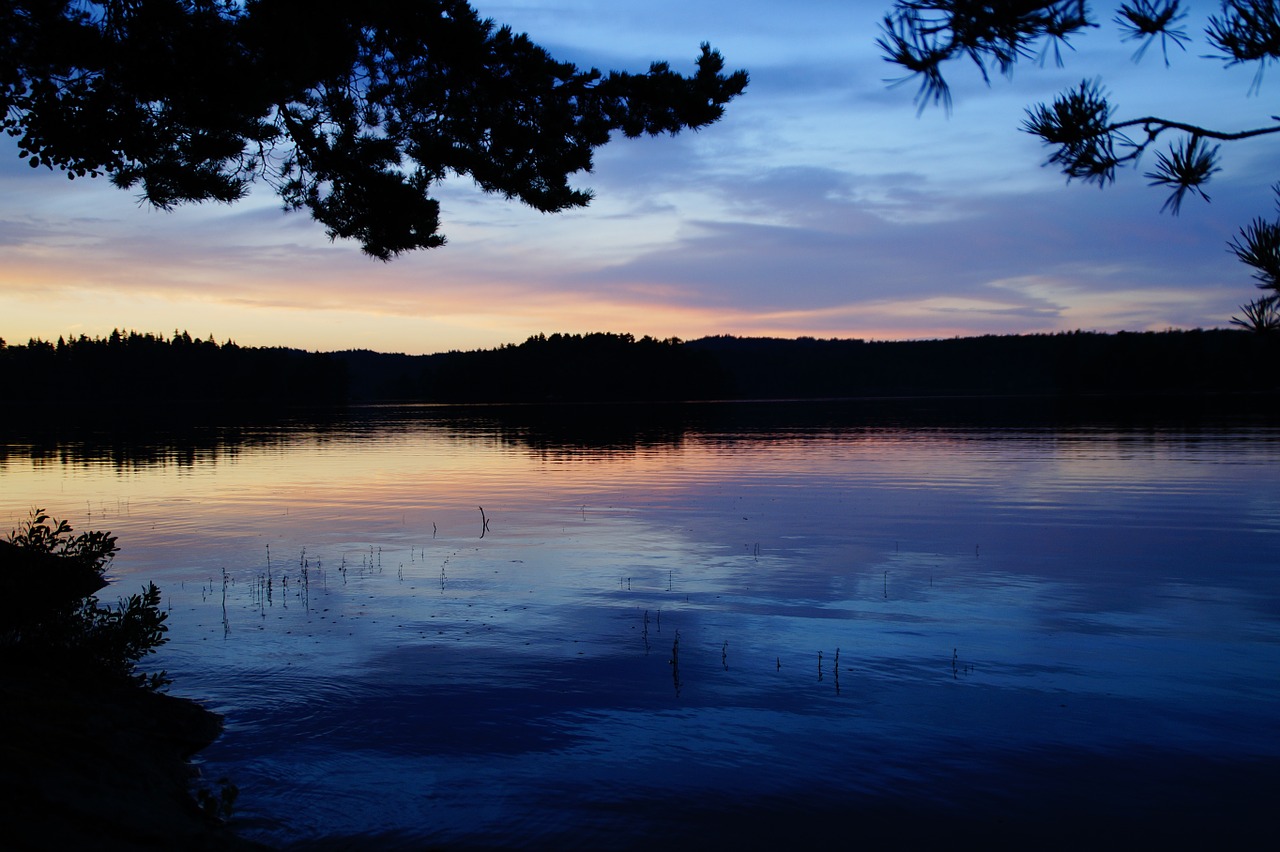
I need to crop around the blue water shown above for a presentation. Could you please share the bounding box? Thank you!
[4,404,1278,849]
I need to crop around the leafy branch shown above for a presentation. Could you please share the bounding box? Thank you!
[1023,79,1280,211]
[3,509,169,688]
[881,2,1279,211]
[3,2,748,259]
[878,1,1093,111]
[1229,192,1280,330]
[879,0,1280,329]
[1116,0,1191,63]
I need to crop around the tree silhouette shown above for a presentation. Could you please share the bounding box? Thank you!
[878,1,1280,331]
[2,1,747,259]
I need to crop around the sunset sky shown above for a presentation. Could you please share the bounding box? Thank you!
[1,1,1274,355]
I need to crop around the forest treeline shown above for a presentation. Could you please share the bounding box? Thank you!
[2,328,1277,418]
[0,330,347,417]
[337,329,1280,405]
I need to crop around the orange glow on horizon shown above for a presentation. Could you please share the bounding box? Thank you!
[1,279,1220,356]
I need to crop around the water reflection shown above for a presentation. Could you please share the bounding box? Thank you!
[2,402,1278,849]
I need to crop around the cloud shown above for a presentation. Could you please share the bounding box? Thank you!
[549,152,1254,334]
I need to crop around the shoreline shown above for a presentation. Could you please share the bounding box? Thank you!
[1,666,268,851]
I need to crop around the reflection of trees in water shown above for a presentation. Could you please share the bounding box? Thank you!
[491,404,691,459]
[2,423,295,471]
[5,391,1275,473]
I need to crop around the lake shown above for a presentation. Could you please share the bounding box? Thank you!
[3,401,1278,849]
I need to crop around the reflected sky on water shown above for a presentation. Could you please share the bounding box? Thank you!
[3,403,1278,849]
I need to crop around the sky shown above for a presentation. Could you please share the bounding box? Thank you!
[1,1,1275,355]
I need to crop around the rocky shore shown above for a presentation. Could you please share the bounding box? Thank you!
[1,519,270,850]
[1,666,268,851]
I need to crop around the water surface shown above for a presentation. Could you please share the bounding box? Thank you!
[4,403,1278,849]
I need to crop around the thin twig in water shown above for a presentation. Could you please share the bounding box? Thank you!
[670,631,682,696]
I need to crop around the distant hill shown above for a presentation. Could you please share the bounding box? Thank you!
[334,332,727,403]
[3,329,1277,421]
[332,329,1279,406]
[684,330,1280,400]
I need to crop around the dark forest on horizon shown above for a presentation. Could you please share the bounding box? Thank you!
[2,328,1277,418]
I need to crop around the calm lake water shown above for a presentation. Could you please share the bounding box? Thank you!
[3,402,1279,849]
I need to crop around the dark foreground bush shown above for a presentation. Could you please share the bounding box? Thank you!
[0,510,263,849]
[1,510,169,689]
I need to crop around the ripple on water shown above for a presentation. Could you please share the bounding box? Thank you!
[5,417,1280,849]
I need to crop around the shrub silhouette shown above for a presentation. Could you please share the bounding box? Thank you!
[2,510,170,689]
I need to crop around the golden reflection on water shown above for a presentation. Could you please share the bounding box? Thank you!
[3,423,1276,557]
